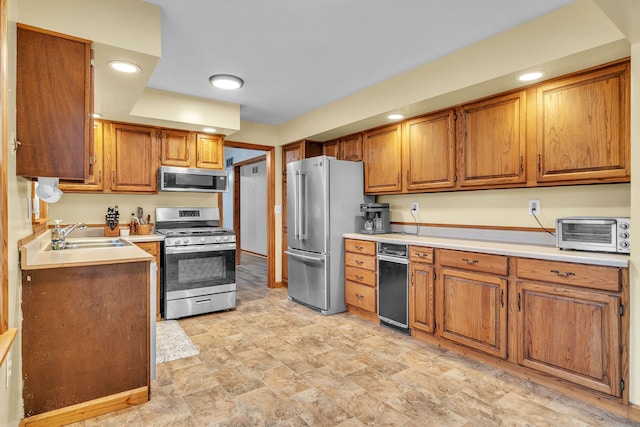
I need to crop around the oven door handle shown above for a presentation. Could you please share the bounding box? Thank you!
[165,243,236,254]
[284,250,325,263]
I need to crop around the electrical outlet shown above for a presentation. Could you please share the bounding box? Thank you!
[528,199,540,215]
[411,202,419,213]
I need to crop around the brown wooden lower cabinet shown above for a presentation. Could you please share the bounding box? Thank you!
[516,280,621,397]
[344,238,377,321]
[135,241,162,320]
[22,262,150,417]
[438,267,508,359]
[402,244,628,406]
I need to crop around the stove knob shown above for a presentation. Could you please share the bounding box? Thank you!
[223,236,229,241]
[200,237,206,243]
[216,236,222,242]
[620,232,630,239]
[184,238,190,244]
[620,241,630,248]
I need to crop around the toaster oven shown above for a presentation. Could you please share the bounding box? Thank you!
[556,217,630,254]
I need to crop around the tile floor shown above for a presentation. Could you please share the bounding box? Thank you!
[72,254,638,426]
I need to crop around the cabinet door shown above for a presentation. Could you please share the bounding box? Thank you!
[438,268,507,358]
[16,25,92,180]
[59,120,104,192]
[404,110,456,191]
[516,281,621,396]
[410,262,435,334]
[161,129,192,167]
[340,133,363,161]
[457,91,526,188]
[196,134,224,169]
[322,140,339,158]
[363,124,402,193]
[108,123,158,193]
[135,242,162,320]
[536,62,629,183]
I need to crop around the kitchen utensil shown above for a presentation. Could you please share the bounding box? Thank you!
[137,207,144,224]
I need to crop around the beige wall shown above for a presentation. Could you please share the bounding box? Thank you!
[380,184,630,227]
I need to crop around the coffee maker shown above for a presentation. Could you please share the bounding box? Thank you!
[359,203,390,234]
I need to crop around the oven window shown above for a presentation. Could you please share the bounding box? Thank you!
[561,223,613,244]
[165,250,236,292]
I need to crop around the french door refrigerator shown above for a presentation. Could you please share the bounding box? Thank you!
[286,156,365,315]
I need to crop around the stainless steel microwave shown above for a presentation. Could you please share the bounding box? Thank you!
[158,166,228,192]
[556,217,630,254]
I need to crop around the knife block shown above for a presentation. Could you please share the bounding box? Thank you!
[104,225,120,237]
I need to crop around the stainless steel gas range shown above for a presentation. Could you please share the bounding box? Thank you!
[155,207,236,320]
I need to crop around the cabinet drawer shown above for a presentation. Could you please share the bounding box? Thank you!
[516,258,620,292]
[345,266,375,287]
[345,281,376,312]
[135,241,158,256]
[345,239,376,255]
[410,246,434,264]
[439,249,508,275]
[345,252,376,271]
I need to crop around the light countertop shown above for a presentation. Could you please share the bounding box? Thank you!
[20,230,157,270]
[343,232,630,268]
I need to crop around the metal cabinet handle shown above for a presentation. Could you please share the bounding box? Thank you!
[500,290,504,308]
[462,258,478,265]
[355,275,364,280]
[355,245,364,250]
[355,260,364,265]
[550,269,575,278]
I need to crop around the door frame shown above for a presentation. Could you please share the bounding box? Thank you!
[223,141,276,288]
[233,154,267,263]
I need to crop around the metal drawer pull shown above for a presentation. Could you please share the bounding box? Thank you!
[355,245,364,250]
[356,275,364,280]
[462,258,479,265]
[354,293,364,299]
[551,269,575,278]
[355,260,364,265]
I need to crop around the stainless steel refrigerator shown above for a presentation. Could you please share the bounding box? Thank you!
[286,156,365,315]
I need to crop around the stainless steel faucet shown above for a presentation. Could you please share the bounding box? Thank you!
[62,223,86,238]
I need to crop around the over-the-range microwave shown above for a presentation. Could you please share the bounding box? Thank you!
[158,166,228,193]
[556,216,630,254]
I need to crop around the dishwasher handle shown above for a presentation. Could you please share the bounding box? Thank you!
[377,254,409,265]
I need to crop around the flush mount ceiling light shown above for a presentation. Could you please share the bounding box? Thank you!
[518,71,545,82]
[108,60,141,74]
[388,114,404,120]
[202,127,217,133]
[209,74,244,90]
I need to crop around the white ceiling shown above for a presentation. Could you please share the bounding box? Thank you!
[142,0,575,126]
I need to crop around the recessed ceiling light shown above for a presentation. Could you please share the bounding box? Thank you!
[388,114,404,120]
[108,60,141,74]
[209,74,244,90]
[518,71,545,82]
[202,127,217,134]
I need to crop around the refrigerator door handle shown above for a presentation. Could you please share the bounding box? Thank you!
[293,170,300,240]
[284,250,325,263]
[298,171,307,240]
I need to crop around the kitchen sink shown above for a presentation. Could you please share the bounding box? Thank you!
[60,238,132,250]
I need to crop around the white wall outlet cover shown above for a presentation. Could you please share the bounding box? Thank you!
[274,205,282,215]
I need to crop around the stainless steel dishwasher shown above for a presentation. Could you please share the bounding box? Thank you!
[377,242,410,335]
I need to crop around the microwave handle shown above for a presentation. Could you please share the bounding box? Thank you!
[559,219,617,225]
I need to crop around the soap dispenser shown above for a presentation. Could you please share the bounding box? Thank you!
[51,220,65,250]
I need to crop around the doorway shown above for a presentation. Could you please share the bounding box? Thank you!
[223,141,276,289]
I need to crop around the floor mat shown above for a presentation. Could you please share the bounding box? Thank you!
[156,320,200,364]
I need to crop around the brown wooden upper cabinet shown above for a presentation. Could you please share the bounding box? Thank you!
[195,133,225,169]
[106,123,158,193]
[404,110,456,191]
[59,121,105,192]
[363,124,402,193]
[160,129,192,168]
[457,91,527,188]
[534,61,630,183]
[322,133,363,162]
[16,24,93,180]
